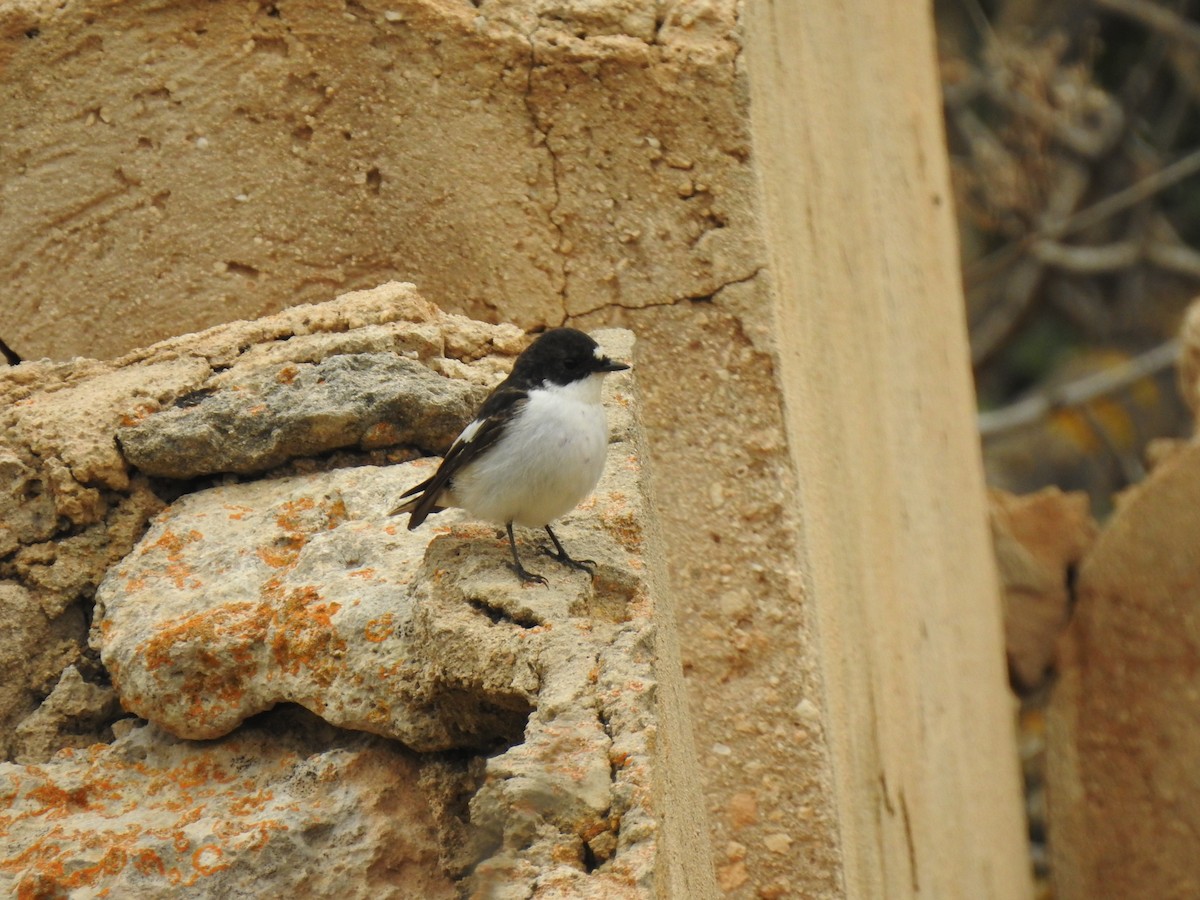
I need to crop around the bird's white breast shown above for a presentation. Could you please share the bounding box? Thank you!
[451,373,610,527]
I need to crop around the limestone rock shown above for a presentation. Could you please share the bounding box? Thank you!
[1047,442,1200,899]
[3,300,713,896]
[95,328,641,756]
[10,666,119,765]
[0,584,88,760]
[10,476,165,619]
[989,487,1097,691]
[87,327,697,896]
[94,327,637,752]
[0,476,163,762]
[94,460,539,750]
[117,352,484,478]
[0,716,458,899]
[0,283,523,762]
[0,448,69,557]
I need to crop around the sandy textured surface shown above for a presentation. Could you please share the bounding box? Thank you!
[1,286,714,897]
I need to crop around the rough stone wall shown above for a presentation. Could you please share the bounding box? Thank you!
[0,1,1033,897]
[4,715,465,899]
[0,285,499,765]
[1,2,850,896]
[0,284,715,897]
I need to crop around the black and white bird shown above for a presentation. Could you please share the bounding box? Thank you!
[392,327,629,584]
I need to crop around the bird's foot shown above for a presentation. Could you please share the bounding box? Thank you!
[505,522,548,586]
[508,561,548,586]
[542,546,596,576]
[540,525,595,577]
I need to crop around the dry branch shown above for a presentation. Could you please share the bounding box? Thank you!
[1057,146,1200,238]
[1095,0,1200,51]
[978,339,1181,438]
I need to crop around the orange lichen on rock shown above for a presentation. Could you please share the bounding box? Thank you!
[361,421,403,446]
[131,849,165,877]
[140,603,270,675]
[269,586,346,684]
[1,720,424,897]
[256,541,306,570]
[191,845,230,877]
[118,403,159,428]
[364,614,395,642]
[125,602,271,737]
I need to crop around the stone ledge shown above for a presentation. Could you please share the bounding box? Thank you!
[0,286,715,898]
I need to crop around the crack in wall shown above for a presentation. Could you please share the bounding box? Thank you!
[570,266,764,319]
[586,651,622,872]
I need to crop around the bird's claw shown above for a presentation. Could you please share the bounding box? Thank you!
[509,562,548,586]
[542,546,596,576]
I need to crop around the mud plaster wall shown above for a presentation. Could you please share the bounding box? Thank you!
[0,0,759,359]
[1,1,1027,897]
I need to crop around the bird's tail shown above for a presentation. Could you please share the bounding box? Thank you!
[389,494,421,517]
[389,476,444,528]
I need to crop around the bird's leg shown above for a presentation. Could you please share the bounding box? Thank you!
[542,525,595,575]
[506,522,547,585]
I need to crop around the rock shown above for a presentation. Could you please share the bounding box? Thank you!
[10,666,119,765]
[717,860,750,892]
[0,584,88,760]
[0,477,164,762]
[10,477,165,620]
[117,353,484,478]
[0,715,459,899]
[3,302,715,897]
[1,282,521,511]
[94,461,539,750]
[728,792,759,831]
[988,488,1097,691]
[0,448,72,556]
[0,283,524,763]
[1178,296,1200,424]
[1046,442,1200,899]
[95,330,642,755]
[762,833,792,855]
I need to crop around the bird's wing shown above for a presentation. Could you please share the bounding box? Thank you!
[394,384,529,528]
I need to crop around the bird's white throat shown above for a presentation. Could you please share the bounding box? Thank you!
[541,371,607,406]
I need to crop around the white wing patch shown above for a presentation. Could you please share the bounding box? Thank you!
[453,417,484,449]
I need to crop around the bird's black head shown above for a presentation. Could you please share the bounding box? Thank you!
[509,328,629,387]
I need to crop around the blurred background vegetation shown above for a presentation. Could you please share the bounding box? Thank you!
[936,0,1199,516]
[935,3,1200,894]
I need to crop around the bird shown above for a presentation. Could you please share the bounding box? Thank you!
[392,327,629,584]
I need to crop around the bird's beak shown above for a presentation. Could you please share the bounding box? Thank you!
[598,358,630,372]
